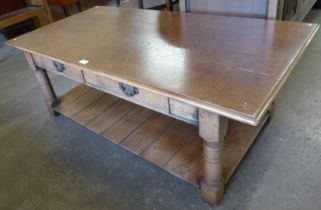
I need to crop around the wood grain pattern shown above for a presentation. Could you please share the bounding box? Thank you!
[53,85,271,187]
[9,7,318,125]
[165,134,203,182]
[103,106,154,143]
[86,100,137,134]
[73,94,119,125]
[55,89,104,117]
[57,84,91,108]
[120,113,173,154]
[142,120,196,167]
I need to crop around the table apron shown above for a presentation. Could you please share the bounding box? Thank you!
[32,53,200,126]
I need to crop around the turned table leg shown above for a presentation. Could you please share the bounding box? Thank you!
[24,53,60,116]
[199,109,228,206]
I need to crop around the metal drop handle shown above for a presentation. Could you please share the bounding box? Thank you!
[53,61,65,73]
[119,82,139,97]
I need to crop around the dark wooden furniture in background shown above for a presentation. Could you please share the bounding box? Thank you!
[0,0,28,38]
[0,0,53,31]
[180,0,317,20]
[47,0,81,16]
[8,7,318,206]
[0,0,26,16]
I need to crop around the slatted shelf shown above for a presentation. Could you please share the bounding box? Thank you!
[53,85,268,186]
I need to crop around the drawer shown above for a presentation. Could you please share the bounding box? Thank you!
[168,98,198,124]
[32,54,84,82]
[83,71,169,115]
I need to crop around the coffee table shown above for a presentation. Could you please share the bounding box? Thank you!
[8,7,318,206]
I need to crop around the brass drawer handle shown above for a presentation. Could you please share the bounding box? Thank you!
[119,82,139,97]
[53,61,65,73]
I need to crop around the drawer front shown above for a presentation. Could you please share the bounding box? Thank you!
[32,54,84,82]
[83,71,169,115]
[169,98,198,124]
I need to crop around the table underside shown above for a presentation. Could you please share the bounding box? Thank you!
[53,84,269,186]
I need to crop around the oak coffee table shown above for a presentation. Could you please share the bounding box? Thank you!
[8,7,318,206]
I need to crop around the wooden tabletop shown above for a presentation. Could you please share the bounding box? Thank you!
[8,6,318,125]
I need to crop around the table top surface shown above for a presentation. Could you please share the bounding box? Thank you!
[8,6,318,125]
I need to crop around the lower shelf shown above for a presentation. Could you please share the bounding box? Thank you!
[54,85,269,186]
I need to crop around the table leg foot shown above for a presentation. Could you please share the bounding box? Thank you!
[200,178,224,206]
[46,99,60,117]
